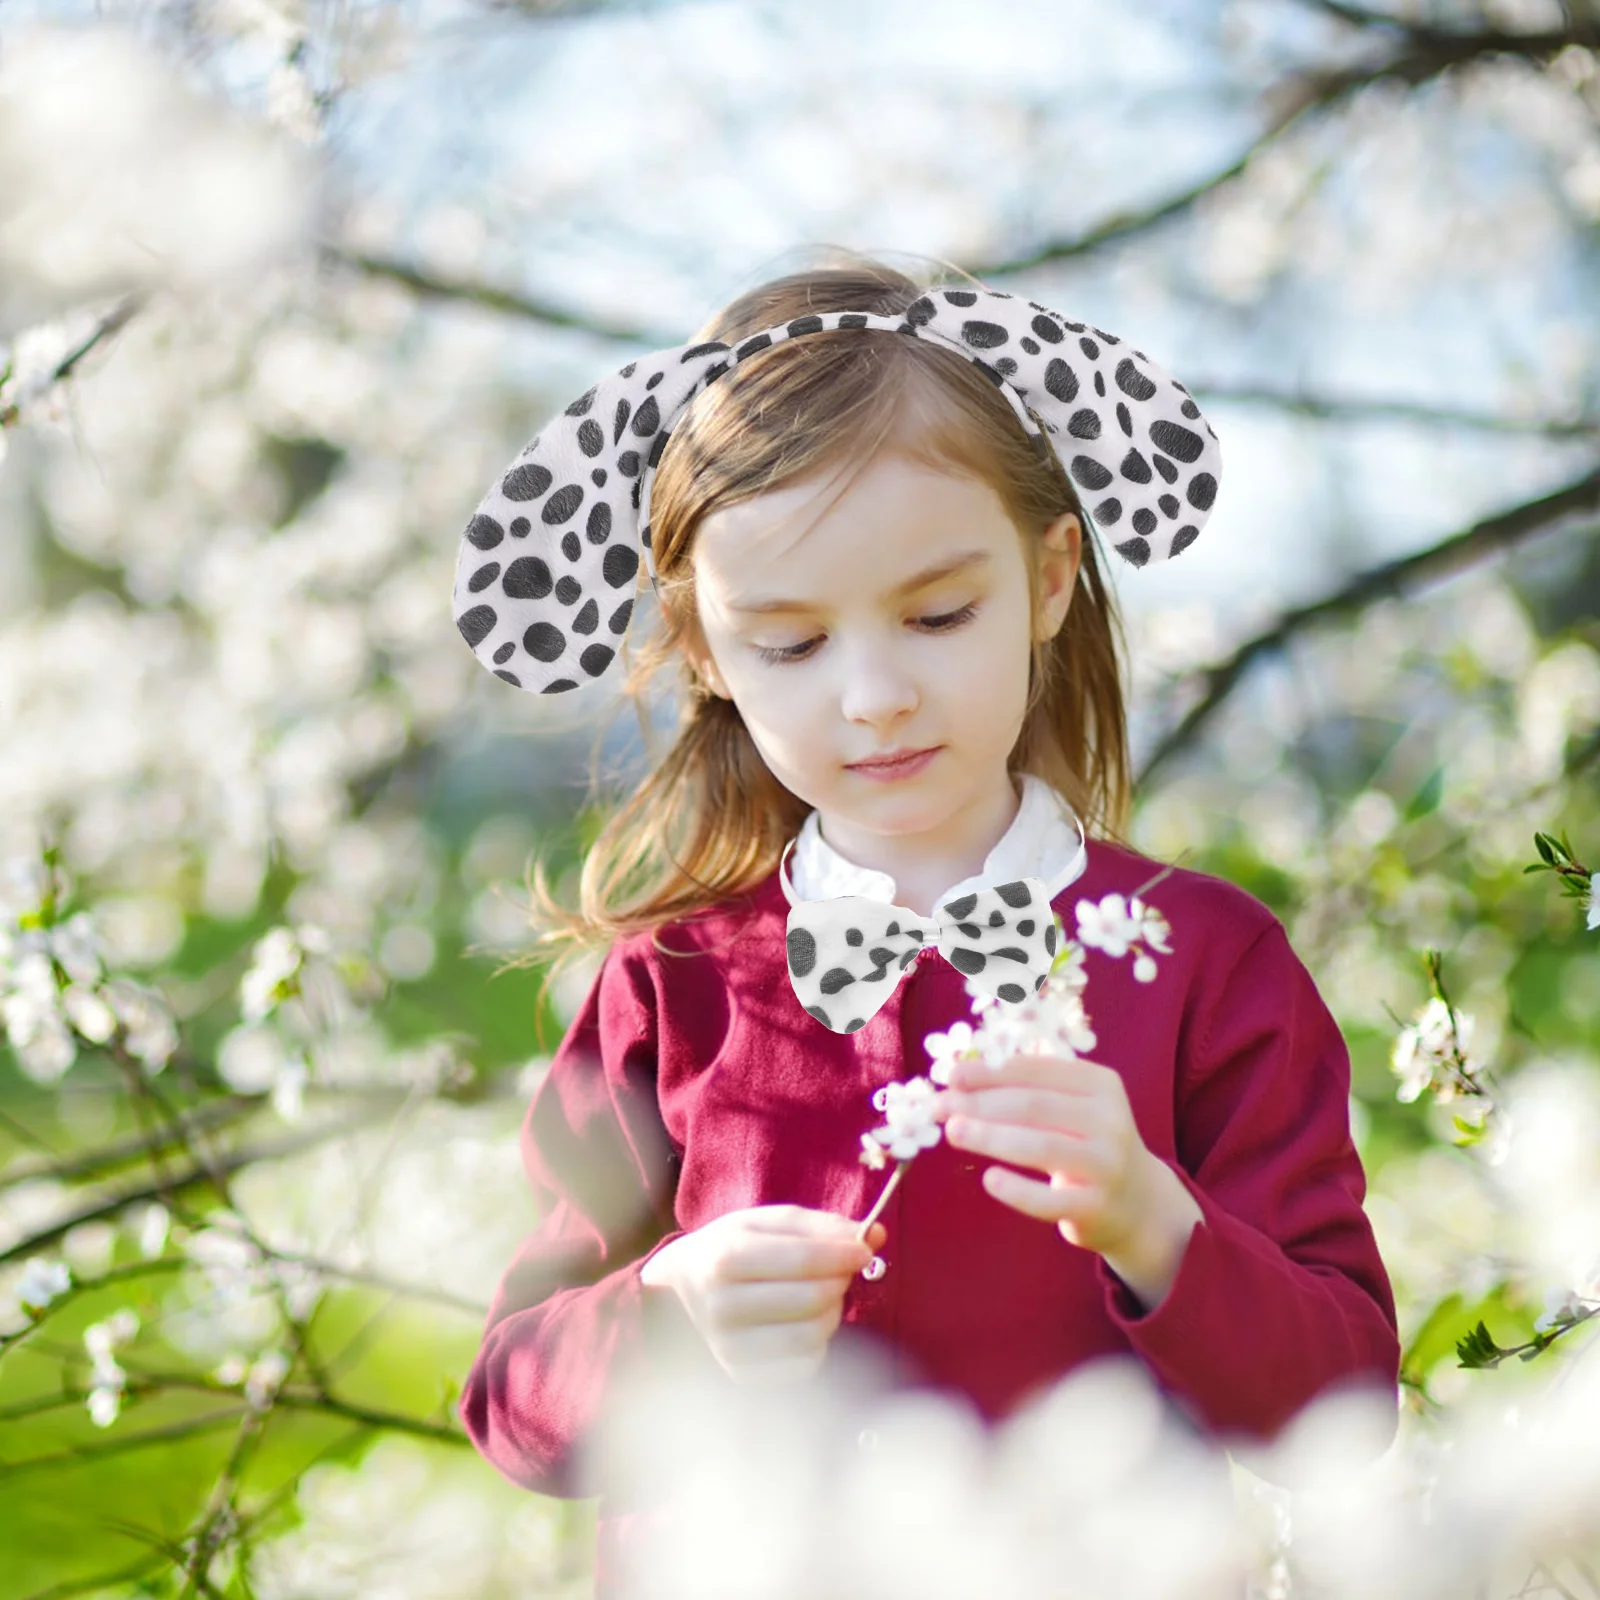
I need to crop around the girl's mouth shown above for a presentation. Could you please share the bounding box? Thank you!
[847,747,941,781]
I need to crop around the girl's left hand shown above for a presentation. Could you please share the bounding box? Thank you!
[932,1053,1181,1265]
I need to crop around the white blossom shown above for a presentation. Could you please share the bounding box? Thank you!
[16,1255,71,1311]
[1391,996,1485,1105]
[245,1348,291,1410]
[1587,872,1598,931]
[82,1308,139,1428]
[240,927,307,1022]
[924,1020,979,1087]
[866,1077,943,1162]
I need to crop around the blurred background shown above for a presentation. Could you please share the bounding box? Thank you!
[0,0,1597,1594]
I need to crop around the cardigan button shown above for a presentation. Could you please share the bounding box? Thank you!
[857,1428,880,1452]
[860,1254,887,1281]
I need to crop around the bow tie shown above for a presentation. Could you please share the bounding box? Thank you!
[784,878,1060,1035]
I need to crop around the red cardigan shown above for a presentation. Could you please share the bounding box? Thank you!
[460,838,1400,1584]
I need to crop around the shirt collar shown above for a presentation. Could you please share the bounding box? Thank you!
[778,772,1088,910]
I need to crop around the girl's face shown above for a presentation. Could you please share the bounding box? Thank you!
[687,448,1080,896]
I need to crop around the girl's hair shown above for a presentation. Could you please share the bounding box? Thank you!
[519,248,1137,997]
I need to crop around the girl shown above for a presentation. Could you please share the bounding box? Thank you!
[453,253,1400,1593]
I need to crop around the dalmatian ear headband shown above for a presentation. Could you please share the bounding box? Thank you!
[452,286,1222,695]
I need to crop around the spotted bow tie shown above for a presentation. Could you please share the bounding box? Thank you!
[784,879,1060,1035]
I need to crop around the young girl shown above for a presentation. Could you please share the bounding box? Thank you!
[452,254,1400,1593]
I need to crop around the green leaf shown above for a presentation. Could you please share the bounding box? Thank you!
[1456,1319,1510,1369]
[1403,765,1445,823]
[1534,832,1557,865]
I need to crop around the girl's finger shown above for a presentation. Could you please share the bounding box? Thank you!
[945,1116,1109,1180]
[935,1086,1104,1133]
[713,1276,854,1328]
[980,1164,1102,1224]
[948,1054,1110,1093]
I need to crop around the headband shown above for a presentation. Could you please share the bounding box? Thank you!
[451,286,1223,696]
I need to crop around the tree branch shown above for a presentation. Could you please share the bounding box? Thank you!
[1135,464,1600,788]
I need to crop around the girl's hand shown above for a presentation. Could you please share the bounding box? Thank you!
[932,1054,1202,1309]
[640,1205,888,1387]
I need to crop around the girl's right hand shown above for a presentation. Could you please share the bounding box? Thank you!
[639,1204,888,1387]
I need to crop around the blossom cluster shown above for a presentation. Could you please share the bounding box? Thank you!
[0,855,177,1082]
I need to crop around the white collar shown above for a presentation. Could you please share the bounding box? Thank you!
[778,772,1088,911]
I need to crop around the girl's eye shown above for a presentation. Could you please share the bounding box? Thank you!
[752,602,979,666]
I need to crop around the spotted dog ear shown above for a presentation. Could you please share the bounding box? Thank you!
[452,290,1221,695]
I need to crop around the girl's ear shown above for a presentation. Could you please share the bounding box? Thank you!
[1034,512,1083,644]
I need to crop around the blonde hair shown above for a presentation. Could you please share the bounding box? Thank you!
[518,249,1137,1002]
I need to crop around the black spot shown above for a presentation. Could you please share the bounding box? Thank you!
[1093,496,1122,525]
[646,371,664,390]
[1062,320,1086,332]
[608,598,633,635]
[555,575,582,605]
[1079,336,1100,359]
[787,927,817,977]
[994,356,1018,376]
[502,464,553,499]
[1114,359,1157,402]
[542,484,584,525]
[845,927,863,947]
[1070,455,1113,492]
[1016,919,1035,936]
[494,670,521,687]
[524,621,565,662]
[820,967,856,995]
[997,983,1027,1003]
[1043,359,1078,404]
[613,399,632,444]
[510,517,530,538]
[1180,399,1200,419]
[994,881,1033,909]
[577,419,604,457]
[1115,537,1151,566]
[787,315,824,336]
[603,543,639,588]
[736,333,772,359]
[591,468,607,487]
[679,342,729,361]
[886,922,900,936]
[562,532,580,562]
[648,431,668,468]
[942,289,978,306]
[1020,336,1040,355]
[466,515,504,550]
[971,360,1006,388]
[867,948,895,972]
[1172,524,1200,556]
[1159,494,1180,519]
[1186,472,1217,511]
[1044,923,1057,955]
[565,386,596,417]
[631,395,660,438]
[579,643,615,677]
[1132,508,1157,536]
[806,1006,832,1028]
[702,360,728,384]
[1149,420,1204,463]
[1035,973,1048,993]
[640,523,652,551]
[493,641,515,664]
[898,949,919,971]
[503,557,552,600]
[1152,454,1178,484]
[837,313,869,329]
[1067,408,1101,440]
[1030,314,1064,344]
[1116,402,1133,438]
[948,948,987,976]
[587,503,612,543]
[961,319,1009,349]
[571,599,599,635]
[631,480,641,510]
[542,678,578,693]
[456,605,496,648]
[468,563,501,593]
[618,450,641,478]
[1094,372,1106,397]
[904,297,937,326]
[620,362,637,378]
[1119,449,1152,484]
[942,893,978,919]
[989,910,1005,926]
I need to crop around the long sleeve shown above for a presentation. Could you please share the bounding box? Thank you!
[459,939,696,1499]
[1094,917,1401,1447]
